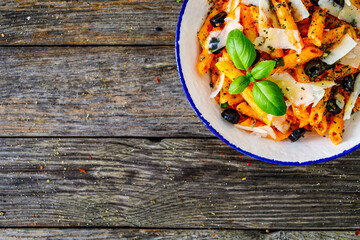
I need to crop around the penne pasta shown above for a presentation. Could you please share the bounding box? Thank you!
[197,48,215,75]
[293,64,311,83]
[329,109,345,145]
[308,8,326,47]
[215,60,244,80]
[277,47,323,71]
[237,102,263,122]
[309,88,332,127]
[241,5,258,43]
[292,105,310,128]
[322,25,346,45]
[271,0,304,49]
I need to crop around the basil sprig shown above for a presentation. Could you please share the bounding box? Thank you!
[226,29,286,116]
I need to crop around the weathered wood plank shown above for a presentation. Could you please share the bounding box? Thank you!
[0,46,209,137]
[0,0,181,46]
[0,229,358,239]
[0,138,359,229]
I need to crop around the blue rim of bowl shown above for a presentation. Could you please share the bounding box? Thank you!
[175,0,360,165]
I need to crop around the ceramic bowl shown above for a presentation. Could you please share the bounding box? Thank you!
[175,0,360,165]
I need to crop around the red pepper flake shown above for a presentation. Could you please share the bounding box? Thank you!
[88,156,92,160]
[156,77,160,83]
[79,168,87,174]
[220,152,223,156]
[355,230,360,236]
[40,166,43,170]
[247,162,251,166]
[212,234,215,237]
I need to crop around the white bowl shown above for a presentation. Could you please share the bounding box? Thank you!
[175,0,360,165]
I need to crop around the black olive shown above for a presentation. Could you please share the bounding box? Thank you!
[221,108,241,124]
[288,128,306,142]
[209,38,220,51]
[341,75,355,92]
[310,0,319,6]
[212,47,225,54]
[304,59,326,78]
[210,12,227,27]
[326,99,342,115]
[155,27,163,31]
[334,0,344,7]
[253,50,261,65]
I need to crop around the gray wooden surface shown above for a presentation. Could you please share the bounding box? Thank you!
[0,0,180,45]
[0,46,206,137]
[0,138,358,229]
[0,0,359,238]
[0,229,357,239]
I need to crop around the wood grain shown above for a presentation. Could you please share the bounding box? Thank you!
[0,229,358,239]
[0,46,209,137]
[0,138,359,229]
[0,0,181,46]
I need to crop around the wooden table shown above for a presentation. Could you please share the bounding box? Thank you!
[0,1,359,239]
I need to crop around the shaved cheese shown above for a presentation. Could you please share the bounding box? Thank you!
[207,19,243,52]
[255,28,302,54]
[322,34,357,65]
[339,40,360,68]
[338,3,360,27]
[318,0,342,17]
[335,93,345,110]
[227,0,240,13]
[210,73,225,98]
[267,72,335,107]
[235,6,241,22]
[321,0,360,27]
[235,124,277,139]
[344,73,360,120]
[242,0,260,6]
[268,114,291,133]
[258,0,302,53]
[259,0,280,29]
[228,6,241,22]
[288,0,310,22]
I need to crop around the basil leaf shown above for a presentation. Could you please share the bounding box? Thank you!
[226,29,256,71]
[246,71,255,82]
[251,60,276,80]
[252,80,287,116]
[229,75,250,94]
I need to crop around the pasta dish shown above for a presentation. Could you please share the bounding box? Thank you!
[197,0,360,144]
